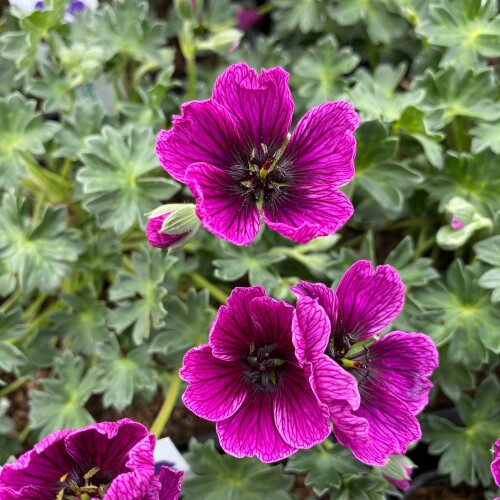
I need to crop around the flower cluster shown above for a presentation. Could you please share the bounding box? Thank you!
[155,63,358,246]
[181,261,438,464]
[0,419,183,500]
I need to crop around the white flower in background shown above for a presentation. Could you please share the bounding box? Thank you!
[9,0,97,21]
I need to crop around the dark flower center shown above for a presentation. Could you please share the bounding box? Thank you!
[324,309,370,383]
[56,466,110,499]
[231,143,293,206]
[243,342,286,393]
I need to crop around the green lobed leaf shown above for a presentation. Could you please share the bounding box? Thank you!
[426,150,500,217]
[333,0,408,44]
[414,67,500,130]
[291,35,360,109]
[0,92,60,188]
[29,352,98,437]
[90,337,157,411]
[47,288,109,355]
[0,195,85,294]
[352,120,423,214]
[77,125,180,234]
[423,375,500,487]
[417,0,500,68]
[107,247,175,344]
[182,439,294,500]
[350,63,425,123]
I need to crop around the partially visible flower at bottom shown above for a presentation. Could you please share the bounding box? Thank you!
[146,204,200,251]
[180,286,331,463]
[0,418,183,500]
[492,438,500,488]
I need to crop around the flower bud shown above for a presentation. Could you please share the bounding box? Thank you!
[145,204,200,251]
[236,7,263,30]
[437,197,492,250]
[197,29,243,54]
[377,454,415,491]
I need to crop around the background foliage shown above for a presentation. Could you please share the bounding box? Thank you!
[0,0,499,497]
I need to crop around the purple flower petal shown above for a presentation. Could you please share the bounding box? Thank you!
[64,419,152,476]
[249,295,295,359]
[156,100,243,183]
[284,101,359,187]
[292,295,332,365]
[273,363,331,449]
[336,260,406,342]
[262,183,354,244]
[210,286,266,361]
[0,429,73,493]
[212,63,293,152]
[157,466,183,500]
[366,331,438,414]
[185,162,261,246]
[217,393,297,463]
[311,356,361,417]
[334,381,421,466]
[492,439,500,487]
[180,345,249,420]
[291,280,338,326]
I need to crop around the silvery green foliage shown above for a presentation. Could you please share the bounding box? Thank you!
[0,0,499,496]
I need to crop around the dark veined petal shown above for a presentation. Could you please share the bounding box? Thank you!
[292,295,332,365]
[311,356,361,419]
[334,380,421,466]
[155,100,244,183]
[180,345,249,421]
[273,363,331,449]
[216,392,297,463]
[249,295,296,361]
[336,261,406,342]
[491,439,500,487]
[104,435,156,500]
[212,63,293,152]
[0,429,73,493]
[262,183,353,243]
[185,162,261,246]
[210,286,266,361]
[64,419,153,479]
[363,331,438,414]
[157,466,183,500]
[283,101,359,187]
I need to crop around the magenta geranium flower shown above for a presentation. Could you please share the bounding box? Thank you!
[0,418,183,500]
[156,63,359,246]
[291,260,439,466]
[179,286,331,462]
[492,438,500,488]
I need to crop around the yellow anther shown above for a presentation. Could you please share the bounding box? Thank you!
[83,466,100,482]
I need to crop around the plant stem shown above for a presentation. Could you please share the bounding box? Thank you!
[150,372,181,439]
[21,294,47,323]
[0,376,29,398]
[186,54,197,101]
[188,272,227,304]
[1,289,22,312]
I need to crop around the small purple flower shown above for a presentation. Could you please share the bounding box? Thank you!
[179,286,331,462]
[450,216,465,230]
[236,7,263,30]
[0,418,183,500]
[156,63,359,246]
[492,438,500,488]
[292,260,439,466]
